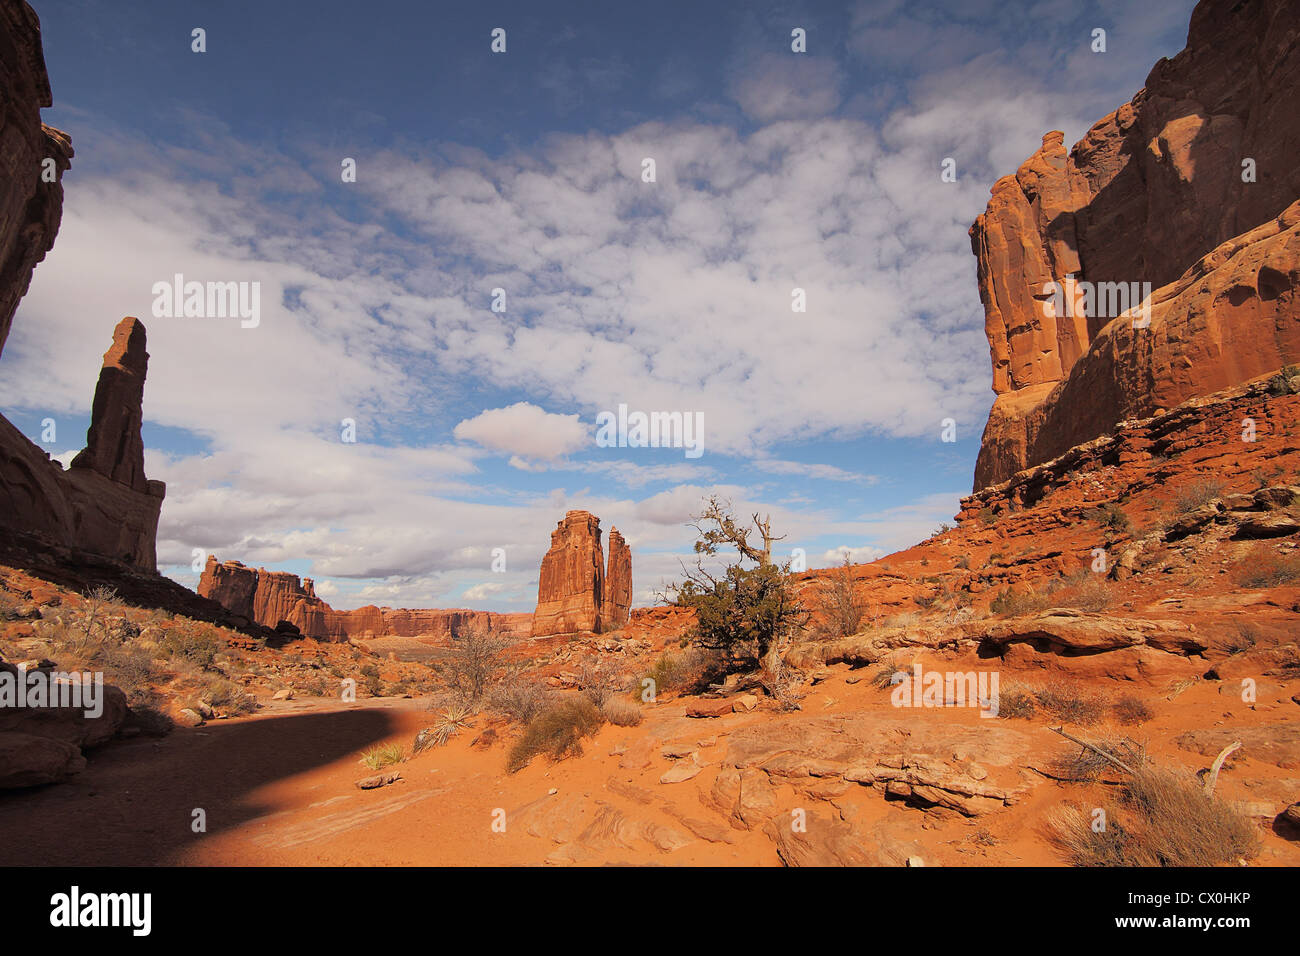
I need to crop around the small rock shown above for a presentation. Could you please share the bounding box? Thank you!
[271,689,294,701]
[733,694,759,713]
[548,787,558,795]
[660,756,703,784]
[176,709,205,728]
[906,856,926,867]
[356,771,402,790]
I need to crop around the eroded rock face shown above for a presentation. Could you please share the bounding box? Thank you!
[0,0,72,359]
[531,510,635,637]
[70,317,150,490]
[605,527,632,629]
[532,510,607,637]
[971,0,1300,488]
[0,4,165,571]
[0,319,166,570]
[197,555,525,642]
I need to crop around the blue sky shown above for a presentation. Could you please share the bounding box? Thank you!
[1,0,1197,611]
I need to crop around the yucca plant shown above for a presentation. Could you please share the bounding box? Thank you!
[414,702,476,752]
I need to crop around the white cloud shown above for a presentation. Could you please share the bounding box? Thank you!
[453,402,589,462]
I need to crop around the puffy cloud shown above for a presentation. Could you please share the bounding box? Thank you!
[453,402,589,462]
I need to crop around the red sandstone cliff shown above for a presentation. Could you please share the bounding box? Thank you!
[197,556,529,642]
[971,0,1300,489]
[0,0,70,360]
[531,510,633,637]
[605,527,632,629]
[0,2,165,571]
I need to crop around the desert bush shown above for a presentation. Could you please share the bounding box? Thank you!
[990,586,1053,617]
[1173,477,1226,514]
[1267,363,1300,396]
[600,696,643,727]
[996,683,1037,720]
[1034,681,1106,725]
[489,678,555,724]
[1113,694,1154,726]
[1233,549,1300,588]
[76,585,121,640]
[1083,501,1131,534]
[444,621,512,701]
[1050,737,1146,782]
[99,644,160,703]
[578,662,624,707]
[360,742,406,771]
[994,681,1104,724]
[1046,764,1260,866]
[358,663,382,697]
[506,697,605,773]
[810,554,865,640]
[635,648,716,701]
[1215,624,1260,657]
[759,655,804,711]
[158,628,220,670]
[198,674,258,715]
[1058,573,1114,612]
[869,662,902,690]
[990,572,1112,616]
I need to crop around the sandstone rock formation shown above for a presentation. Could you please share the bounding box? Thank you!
[0,319,166,570]
[70,317,151,490]
[604,527,632,629]
[197,555,527,643]
[971,0,1300,488]
[0,0,72,360]
[0,1,165,571]
[531,510,634,637]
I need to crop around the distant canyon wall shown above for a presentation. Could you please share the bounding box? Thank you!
[971,0,1300,489]
[197,556,531,643]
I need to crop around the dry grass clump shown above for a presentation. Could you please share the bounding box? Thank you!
[600,696,643,727]
[995,681,1038,720]
[1046,763,1261,866]
[1049,737,1146,783]
[1173,477,1226,514]
[489,678,555,724]
[507,697,606,773]
[1233,548,1300,589]
[360,742,406,771]
[1112,694,1154,726]
[578,662,625,707]
[1215,624,1260,657]
[991,572,1113,616]
[1034,681,1107,725]
[995,680,1106,725]
[634,648,719,701]
[810,554,866,640]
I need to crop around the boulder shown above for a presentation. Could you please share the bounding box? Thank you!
[0,732,85,789]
